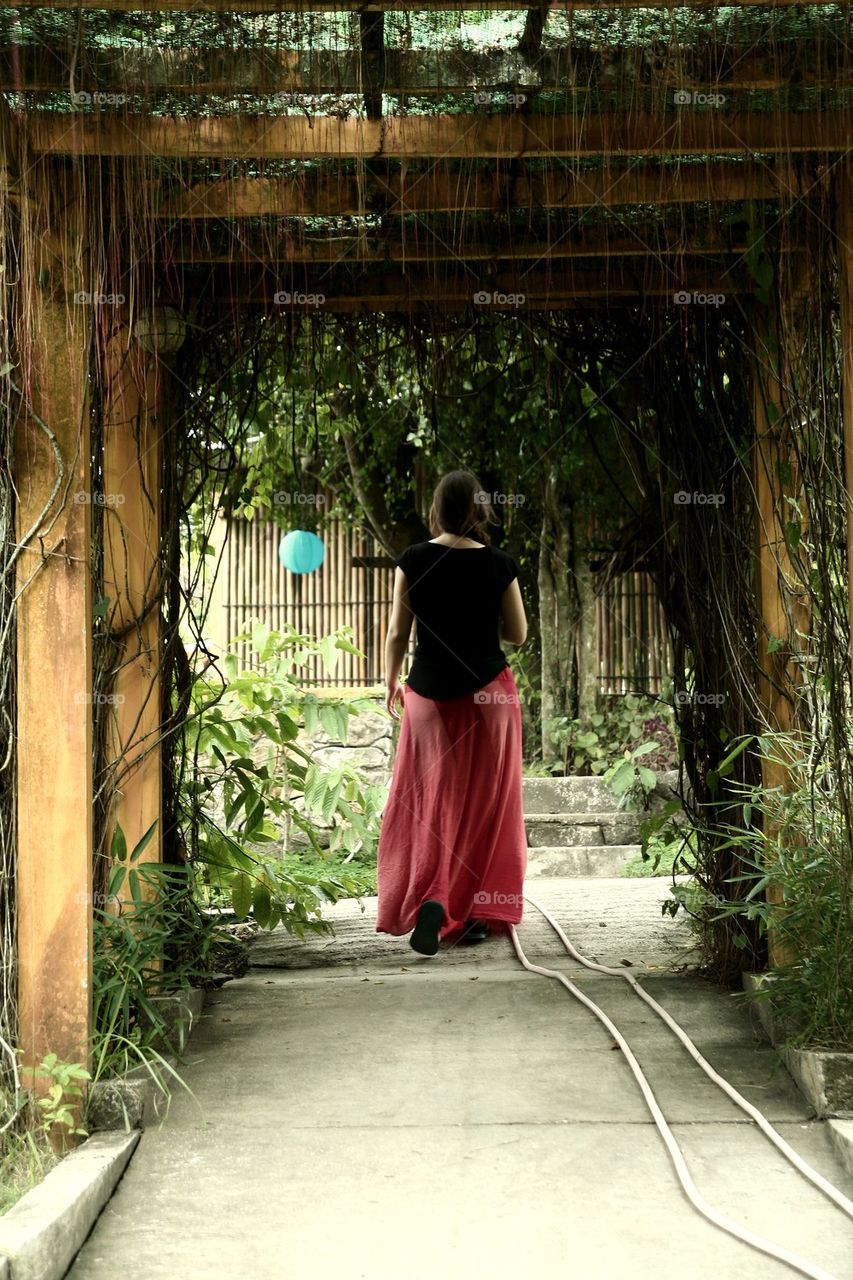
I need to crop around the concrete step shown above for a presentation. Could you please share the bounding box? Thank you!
[524,812,641,847]
[522,770,679,815]
[525,844,641,878]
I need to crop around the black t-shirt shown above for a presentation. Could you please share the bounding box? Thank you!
[395,541,521,700]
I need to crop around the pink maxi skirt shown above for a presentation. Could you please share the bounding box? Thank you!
[375,664,528,940]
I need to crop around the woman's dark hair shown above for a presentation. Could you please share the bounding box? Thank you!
[427,470,498,545]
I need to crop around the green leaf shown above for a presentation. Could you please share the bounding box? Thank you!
[252,882,272,927]
[111,823,128,862]
[303,698,319,736]
[717,736,753,771]
[251,621,271,658]
[319,703,343,741]
[609,762,635,795]
[276,712,299,741]
[321,777,343,824]
[319,633,339,673]
[107,863,126,897]
[244,795,265,834]
[303,764,326,813]
[254,716,280,740]
[335,704,350,743]
[334,637,365,658]
[232,873,252,919]
[129,820,159,863]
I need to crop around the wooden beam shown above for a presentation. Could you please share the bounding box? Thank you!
[159,261,780,311]
[163,228,794,265]
[837,161,853,696]
[15,210,93,1125]
[157,162,806,220]
[7,0,848,11]
[102,321,164,919]
[5,41,848,97]
[750,272,812,969]
[26,110,853,159]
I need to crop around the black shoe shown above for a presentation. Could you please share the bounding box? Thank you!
[409,900,445,956]
[459,918,490,944]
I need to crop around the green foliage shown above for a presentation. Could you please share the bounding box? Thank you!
[0,1126,55,1216]
[634,800,695,875]
[182,619,384,936]
[93,825,229,1084]
[666,733,853,1050]
[603,741,660,810]
[0,1051,90,1209]
[621,837,681,879]
[27,1054,90,1140]
[543,694,677,776]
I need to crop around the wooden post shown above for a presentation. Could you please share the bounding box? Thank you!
[750,271,811,968]
[836,162,853,695]
[15,216,93,1110]
[101,321,164,912]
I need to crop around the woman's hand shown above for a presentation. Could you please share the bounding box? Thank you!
[386,680,405,720]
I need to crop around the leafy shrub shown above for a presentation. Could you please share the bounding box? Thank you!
[706,733,853,1051]
[87,622,389,1084]
[182,620,385,933]
[544,693,678,775]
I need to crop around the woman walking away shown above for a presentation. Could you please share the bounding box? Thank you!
[375,470,529,956]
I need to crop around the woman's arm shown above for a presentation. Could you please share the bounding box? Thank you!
[384,567,415,718]
[499,577,527,646]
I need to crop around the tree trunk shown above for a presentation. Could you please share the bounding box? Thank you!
[574,516,599,724]
[538,467,579,764]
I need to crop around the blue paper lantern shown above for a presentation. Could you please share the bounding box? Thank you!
[278,529,325,574]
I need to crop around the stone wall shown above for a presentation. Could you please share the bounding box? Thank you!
[289,700,394,848]
[294,702,394,790]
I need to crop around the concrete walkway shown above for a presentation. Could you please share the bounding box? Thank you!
[67,879,853,1280]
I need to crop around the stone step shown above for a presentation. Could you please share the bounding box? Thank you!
[522,774,617,814]
[522,769,680,816]
[524,811,641,847]
[525,844,641,878]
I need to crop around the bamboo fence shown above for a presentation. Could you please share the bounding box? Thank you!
[216,515,672,693]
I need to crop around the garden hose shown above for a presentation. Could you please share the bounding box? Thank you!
[508,892,853,1280]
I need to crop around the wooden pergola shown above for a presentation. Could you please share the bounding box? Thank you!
[4,0,853,1106]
